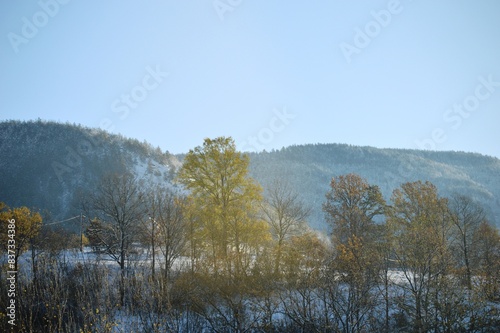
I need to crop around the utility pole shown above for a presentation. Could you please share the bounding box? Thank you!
[80,213,83,252]
[151,216,156,277]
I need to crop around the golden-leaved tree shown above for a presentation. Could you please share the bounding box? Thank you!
[0,203,42,272]
[176,137,271,332]
[177,137,270,276]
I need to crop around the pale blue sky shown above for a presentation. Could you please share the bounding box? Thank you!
[1,1,499,157]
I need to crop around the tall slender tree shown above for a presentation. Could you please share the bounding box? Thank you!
[176,137,271,332]
[387,181,451,333]
[449,194,485,290]
[323,174,386,333]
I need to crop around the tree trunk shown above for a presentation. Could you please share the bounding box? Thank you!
[415,291,423,333]
[120,250,126,306]
[463,234,472,290]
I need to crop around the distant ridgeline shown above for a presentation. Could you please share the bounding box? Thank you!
[247,144,500,230]
[1,120,499,230]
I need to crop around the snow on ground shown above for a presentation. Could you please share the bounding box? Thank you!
[1,246,191,279]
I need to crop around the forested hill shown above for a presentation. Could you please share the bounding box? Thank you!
[1,120,499,230]
[248,144,500,230]
[0,120,179,222]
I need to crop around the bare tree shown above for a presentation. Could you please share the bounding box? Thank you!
[85,172,146,305]
[260,178,311,275]
[146,186,187,282]
[449,194,485,290]
[473,221,500,301]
